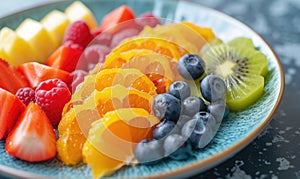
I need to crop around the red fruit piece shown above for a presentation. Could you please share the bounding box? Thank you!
[18,62,71,88]
[110,28,141,48]
[101,5,136,31]
[15,87,35,105]
[68,70,87,93]
[5,102,56,162]
[45,45,83,72]
[35,79,71,125]
[63,20,93,49]
[92,32,113,47]
[0,88,26,139]
[0,58,29,94]
[137,12,161,28]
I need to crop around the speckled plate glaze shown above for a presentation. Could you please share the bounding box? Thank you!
[0,0,284,178]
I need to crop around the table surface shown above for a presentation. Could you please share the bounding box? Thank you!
[0,0,299,179]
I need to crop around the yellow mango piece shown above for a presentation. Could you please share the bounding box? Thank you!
[0,27,38,66]
[16,19,56,63]
[41,10,70,47]
[65,1,98,29]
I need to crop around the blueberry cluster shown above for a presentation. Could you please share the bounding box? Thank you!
[134,54,229,164]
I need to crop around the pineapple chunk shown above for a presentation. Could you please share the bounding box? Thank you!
[0,27,38,66]
[65,1,98,29]
[41,10,70,47]
[16,19,56,63]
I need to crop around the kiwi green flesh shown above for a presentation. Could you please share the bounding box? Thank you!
[226,74,264,111]
[202,44,268,111]
[228,37,255,49]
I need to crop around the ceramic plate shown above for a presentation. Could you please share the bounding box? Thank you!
[0,0,284,178]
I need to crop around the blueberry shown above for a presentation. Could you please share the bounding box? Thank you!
[177,54,206,80]
[163,134,193,160]
[134,139,164,165]
[182,96,207,117]
[181,112,216,149]
[153,120,180,140]
[200,74,226,102]
[152,94,181,122]
[207,100,228,123]
[168,81,190,100]
[176,115,192,130]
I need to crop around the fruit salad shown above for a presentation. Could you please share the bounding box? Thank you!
[0,1,269,179]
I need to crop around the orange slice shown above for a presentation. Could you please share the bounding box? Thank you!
[102,37,190,69]
[138,23,208,52]
[57,85,154,165]
[82,84,154,118]
[82,108,159,179]
[94,68,157,95]
[181,21,215,42]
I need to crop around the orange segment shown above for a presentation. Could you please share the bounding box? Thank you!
[102,37,190,69]
[94,68,157,95]
[82,108,159,179]
[181,21,216,42]
[102,49,157,69]
[138,23,208,52]
[122,54,182,81]
[83,85,153,117]
[57,133,86,165]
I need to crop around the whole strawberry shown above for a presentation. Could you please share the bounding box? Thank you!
[35,79,71,125]
[63,20,93,49]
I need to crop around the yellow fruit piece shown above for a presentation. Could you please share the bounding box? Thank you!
[95,68,157,95]
[58,84,154,165]
[65,1,98,29]
[57,132,87,165]
[41,10,70,47]
[82,108,159,179]
[181,21,216,42]
[105,37,189,63]
[102,49,155,69]
[16,19,57,63]
[138,23,207,53]
[57,107,99,165]
[82,140,125,179]
[0,27,38,66]
[83,84,154,117]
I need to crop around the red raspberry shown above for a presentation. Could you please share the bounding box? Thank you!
[35,79,71,125]
[63,20,93,49]
[15,87,35,105]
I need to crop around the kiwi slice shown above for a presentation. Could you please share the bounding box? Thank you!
[202,42,268,111]
[227,37,255,49]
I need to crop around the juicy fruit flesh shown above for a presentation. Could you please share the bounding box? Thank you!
[215,60,236,78]
[203,44,268,111]
[83,108,159,178]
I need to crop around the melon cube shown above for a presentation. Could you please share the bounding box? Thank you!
[16,19,56,63]
[65,1,98,29]
[41,10,70,47]
[0,27,38,66]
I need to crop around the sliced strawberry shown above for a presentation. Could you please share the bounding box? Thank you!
[101,5,136,31]
[0,58,29,94]
[45,45,83,73]
[0,88,26,139]
[5,102,56,162]
[18,62,71,88]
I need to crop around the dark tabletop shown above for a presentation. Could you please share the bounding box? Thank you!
[191,0,300,178]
